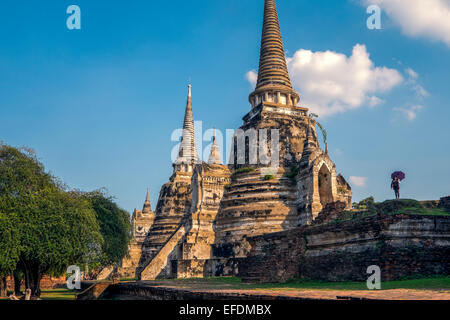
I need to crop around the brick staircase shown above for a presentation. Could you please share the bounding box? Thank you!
[139,224,187,280]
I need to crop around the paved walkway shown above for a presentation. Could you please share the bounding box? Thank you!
[160,286,450,300]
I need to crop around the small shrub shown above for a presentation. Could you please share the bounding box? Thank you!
[233,167,255,175]
[263,174,274,181]
[352,196,377,213]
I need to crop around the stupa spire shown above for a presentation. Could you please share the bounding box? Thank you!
[249,0,300,108]
[175,84,199,168]
[142,188,152,213]
[208,127,222,165]
[302,119,318,156]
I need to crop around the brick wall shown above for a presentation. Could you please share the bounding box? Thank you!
[239,213,450,283]
[6,275,66,292]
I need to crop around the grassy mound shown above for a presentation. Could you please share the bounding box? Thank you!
[376,199,423,213]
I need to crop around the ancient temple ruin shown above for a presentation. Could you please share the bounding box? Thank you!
[116,190,154,279]
[117,0,352,280]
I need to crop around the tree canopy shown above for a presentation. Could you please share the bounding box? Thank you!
[76,190,132,268]
[0,143,131,296]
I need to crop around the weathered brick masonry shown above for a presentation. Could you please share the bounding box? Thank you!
[239,213,450,283]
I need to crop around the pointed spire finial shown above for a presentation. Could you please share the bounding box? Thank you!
[248,0,300,108]
[208,127,222,165]
[142,188,152,213]
[256,0,291,90]
[175,83,199,170]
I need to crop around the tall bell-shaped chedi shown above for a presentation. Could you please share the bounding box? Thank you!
[137,84,198,278]
[132,0,351,281]
[210,0,351,276]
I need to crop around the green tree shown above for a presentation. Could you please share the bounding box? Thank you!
[0,212,20,296]
[354,196,376,212]
[80,191,132,268]
[0,144,103,297]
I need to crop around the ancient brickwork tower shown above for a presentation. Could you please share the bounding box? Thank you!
[116,190,154,278]
[116,0,352,280]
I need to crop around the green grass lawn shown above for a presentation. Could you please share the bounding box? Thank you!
[0,288,77,300]
[393,207,450,216]
[151,276,450,292]
[40,288,77,300]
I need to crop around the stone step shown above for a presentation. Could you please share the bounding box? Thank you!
[140,225,187,280]
[224,187,297,197]
[220,198,298,207]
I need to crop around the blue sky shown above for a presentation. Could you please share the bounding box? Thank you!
[0,0,449,213]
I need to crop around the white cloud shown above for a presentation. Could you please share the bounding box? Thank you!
[286,44,403,116]
[391,68,427,121]
[245,70,257,88]
[393,105,423,120]
[405,67,429,99]
[405,67,418,79]
[413,84,428,99]
[245,47,428,119]
[362,0,450,47]
[368,96,384,107]
[349,176,368,187]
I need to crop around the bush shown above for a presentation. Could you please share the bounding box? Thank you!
[353,196,376,212]
[263,174,274,181]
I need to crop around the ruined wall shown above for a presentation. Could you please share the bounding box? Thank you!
[239,213,450,283]
[6,275,66,292]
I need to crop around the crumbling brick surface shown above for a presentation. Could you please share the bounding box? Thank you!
[239,213,450,283]
[312,201,347,225]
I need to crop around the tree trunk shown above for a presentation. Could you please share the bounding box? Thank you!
[0,276,7,297]
[33,273,42,298]
[24,265,42,297]
[30,268,42,298]
[13,274,22,295]
[24,268,31,291]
